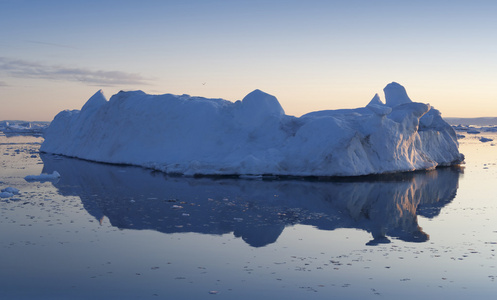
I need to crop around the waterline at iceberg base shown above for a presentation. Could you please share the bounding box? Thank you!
[40,82,464,176]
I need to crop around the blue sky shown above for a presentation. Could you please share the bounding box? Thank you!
[1,0,496,120]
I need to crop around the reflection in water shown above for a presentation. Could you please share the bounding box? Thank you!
[41,154,462,247]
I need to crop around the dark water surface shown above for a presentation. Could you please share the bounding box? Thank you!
[1,133,496,299]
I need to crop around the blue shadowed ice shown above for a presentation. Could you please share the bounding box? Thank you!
[40,83,464,176]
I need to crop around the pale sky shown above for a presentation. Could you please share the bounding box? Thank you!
[1,0,496,121]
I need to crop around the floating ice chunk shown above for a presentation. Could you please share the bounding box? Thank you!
[0,192,14,198]
[480,137,493,143]
[1,187,19,194]
[24,171,60,181]
[452,125,469,132]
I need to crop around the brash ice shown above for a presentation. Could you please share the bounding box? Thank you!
[40,82,464,176]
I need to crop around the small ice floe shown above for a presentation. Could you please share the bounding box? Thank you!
[0,192,14,198]
[456,134,465,139]
[480,137,494,143]
[171,205,183,209]
[24,171,61,182]
[467,129,481,134]
[1,187,19,194]
[234,217,244,222]
[452,124,469,132]
[484,126,497,132]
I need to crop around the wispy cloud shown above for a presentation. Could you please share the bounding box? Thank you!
[0,57,150,86]
[26,40,78,49]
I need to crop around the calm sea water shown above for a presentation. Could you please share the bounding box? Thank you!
[0,132,496,299]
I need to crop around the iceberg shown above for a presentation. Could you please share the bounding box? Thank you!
[1,121,48,136]
[40,82,464,177]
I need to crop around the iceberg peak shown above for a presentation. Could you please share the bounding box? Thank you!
[368,93,384,106]
[81,89,107,112]
[241,89,285,116]
[366,93,391,116]
[383,82,412,107]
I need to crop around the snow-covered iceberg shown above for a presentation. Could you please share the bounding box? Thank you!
[40,82,464,177]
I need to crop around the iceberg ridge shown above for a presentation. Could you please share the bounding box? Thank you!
[40,82,464,176]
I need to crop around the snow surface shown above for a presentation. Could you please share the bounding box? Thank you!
[40,83,464,177]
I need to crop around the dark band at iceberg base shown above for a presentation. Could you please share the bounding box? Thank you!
[40,82,464,177]
[41,153,462,247]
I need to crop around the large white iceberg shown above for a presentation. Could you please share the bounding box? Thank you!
[40,82,464,176]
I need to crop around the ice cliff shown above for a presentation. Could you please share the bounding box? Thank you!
[40,82,464,176]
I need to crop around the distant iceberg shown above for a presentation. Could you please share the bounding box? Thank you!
[1,121,48,136]
[40,82,464,177]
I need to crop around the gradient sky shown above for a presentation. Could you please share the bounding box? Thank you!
[1,0,496,121]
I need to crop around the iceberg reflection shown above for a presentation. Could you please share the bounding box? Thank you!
[41,154,462,247]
